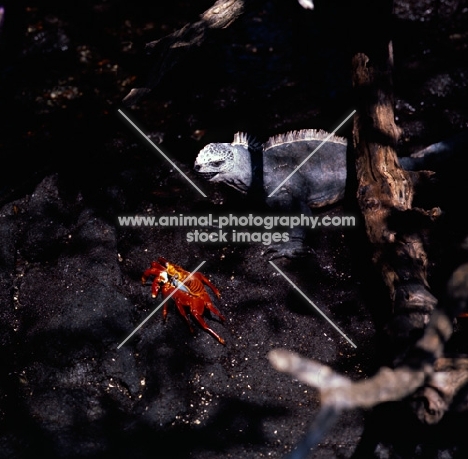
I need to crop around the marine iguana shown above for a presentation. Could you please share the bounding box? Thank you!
[193,128,467,259]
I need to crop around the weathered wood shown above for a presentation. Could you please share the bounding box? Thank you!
[122,0,245,106]
[268,306,454,409]
[351,51,439,350]
[268,3,467,455]
[268,227,468,450]
[268,294,468,456]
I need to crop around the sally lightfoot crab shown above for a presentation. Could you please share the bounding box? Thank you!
[141,258,226,345]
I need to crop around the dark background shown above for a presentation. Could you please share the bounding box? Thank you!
[1,1,468,458]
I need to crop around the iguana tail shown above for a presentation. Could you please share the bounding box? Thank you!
[399,130,468,171]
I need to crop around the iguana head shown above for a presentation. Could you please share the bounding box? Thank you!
[194,134,253,193]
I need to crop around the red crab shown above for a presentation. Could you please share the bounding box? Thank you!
[141,258,226,345]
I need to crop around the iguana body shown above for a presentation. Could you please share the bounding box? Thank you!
[194,128,467,258]
[194,130,348,258]
[194,129,347,204]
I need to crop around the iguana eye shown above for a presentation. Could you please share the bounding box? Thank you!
[210,161,224,168]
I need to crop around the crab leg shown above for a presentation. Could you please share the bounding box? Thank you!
[171,295,195,333]
[191,312,226,345]
[204,301,226,322]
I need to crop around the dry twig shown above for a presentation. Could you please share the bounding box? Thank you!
[122,0,245,106]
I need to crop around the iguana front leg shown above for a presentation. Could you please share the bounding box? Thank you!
[264,198,314,260]
[264,225,313,260]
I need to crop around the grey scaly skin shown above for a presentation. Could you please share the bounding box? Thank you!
[194,130,347,259]
[194,129,468,259]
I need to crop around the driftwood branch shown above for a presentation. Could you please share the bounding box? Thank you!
[267,309,463,457]
[268,234,468,456]
[269,308,453,410]
[122,0,245,106]
[268,2,468,456]
[352,51,440,349]
[351,40,468,426]
[268,253,468,415]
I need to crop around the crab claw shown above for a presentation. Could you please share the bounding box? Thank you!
[142,261,168,297]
